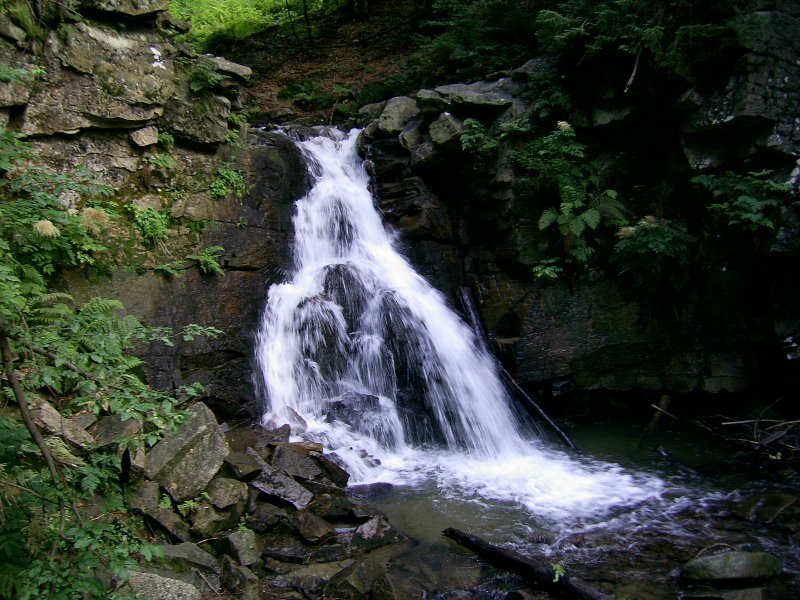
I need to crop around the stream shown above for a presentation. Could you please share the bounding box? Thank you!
[359,415,800,599]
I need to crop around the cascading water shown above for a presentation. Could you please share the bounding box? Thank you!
[254,128,662,520]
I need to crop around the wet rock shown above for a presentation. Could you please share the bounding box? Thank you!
[271,443,324,480]
[221,556,260,600]
[248,501,290,533]
[143,507,192,542]
[190,502,241,537]
[309,452,350,488]
[322,558,394,600]
[128,571,201,600]
[272,560,356,596]
[144,402,229,502]
[290,509,337,544]
[252,465,314,510]
[681,551,783,581]
[352,516,405,551]
[307,494,359,521]
[735,492,798,524]
[216,530,261,566]
[682,588,766,600]
[161,542,220,574]
[224,451,262,480]
[129,480,160,513]
[206,476,248,509]
[261,533,350,564]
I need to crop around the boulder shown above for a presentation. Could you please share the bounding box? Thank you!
[433,79,521,114]
[130,126,160,147]
[201,55,252,82]
[352,516,404,551]
[220,556,260,600]
[29,395,94,448]
[86,0,170,17]
[91,414,141,448]
[415,89,448,114]
[290,509,337,544]
[216,530,261,566]
[144,402,229,502]
[377,96,421,135]
[129,480,161,513]
[190,502,241,538]
[141,507,192,542]
[161,90,230,145]
[224,451,264,478]
[272,560,356,596]
[161,543,220,575]
[322,558,395,600]
[681,551,783,581]
[127,572,201,600]
[206,476,249,509]
[271,443,324,480]
[251,465,314,510]
[428,112,464,146]
[248,501,290,533]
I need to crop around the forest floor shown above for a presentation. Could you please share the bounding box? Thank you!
[223,0,421,124]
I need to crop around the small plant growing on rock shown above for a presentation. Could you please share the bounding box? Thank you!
[210,165,246,200]
[186,245,225,275]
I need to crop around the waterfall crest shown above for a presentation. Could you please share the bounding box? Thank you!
[254,128,662,518]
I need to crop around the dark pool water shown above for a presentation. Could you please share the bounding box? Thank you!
[351,417,800,599]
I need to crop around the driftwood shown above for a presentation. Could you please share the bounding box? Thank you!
[442,528,614,600]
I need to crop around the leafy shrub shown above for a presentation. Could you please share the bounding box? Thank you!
[0,125,222,599]
[612,216,697,296]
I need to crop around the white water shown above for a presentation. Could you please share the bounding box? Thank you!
[254,128,663,521]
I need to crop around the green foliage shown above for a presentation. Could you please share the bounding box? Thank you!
[157,131,175,150]
[186,245,225,275]
[153,259,187,278]
[188,58,227,93]
[693,170,793,234]
[146,152,176,172]
[612,216,697,296]
[0,63,45,84]
[131,206,171,248]
[551,562,566,583]
[511,124,624,275]
[0,127,113,275]
[0,126,221,599]
[211,165,247,200]
[460,118,499,169]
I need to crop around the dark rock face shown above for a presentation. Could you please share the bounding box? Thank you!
[356,2,800,399]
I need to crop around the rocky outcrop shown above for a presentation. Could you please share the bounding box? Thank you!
[122,407,406,599]
[356,2,800,400]
[1,0,303,419]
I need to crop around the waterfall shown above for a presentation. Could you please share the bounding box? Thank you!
[254,128,662,519]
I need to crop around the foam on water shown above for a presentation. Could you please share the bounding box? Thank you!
[254,128,663,521]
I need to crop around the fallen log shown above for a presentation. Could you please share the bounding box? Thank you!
[442,528,614,600]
